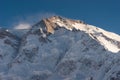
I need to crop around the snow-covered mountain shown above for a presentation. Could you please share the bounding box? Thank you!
[0,16,120,80]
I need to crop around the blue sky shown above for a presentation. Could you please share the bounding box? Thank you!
[0,0,120,34]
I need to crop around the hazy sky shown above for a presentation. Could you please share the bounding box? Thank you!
[0,0,120,34]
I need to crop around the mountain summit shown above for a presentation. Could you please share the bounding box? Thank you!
[0,16,120,80]
[33,16,120,53]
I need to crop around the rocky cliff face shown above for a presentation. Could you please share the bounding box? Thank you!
[0,16,120,80]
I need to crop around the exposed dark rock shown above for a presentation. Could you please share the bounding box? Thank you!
[23,46,39,62]
[30,71,52,80]
[56,60,77,76]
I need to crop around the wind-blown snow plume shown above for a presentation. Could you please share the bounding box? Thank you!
[12,12,57,29]
[14,23,31,29]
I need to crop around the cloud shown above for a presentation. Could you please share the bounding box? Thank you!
[11,12,57,29]
[14,23,31,29]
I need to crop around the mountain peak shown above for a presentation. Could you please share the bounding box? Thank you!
[1,16,120,80]
[32,16,85,33]
[32,16,120,53]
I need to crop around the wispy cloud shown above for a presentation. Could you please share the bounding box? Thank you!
[25,12,57,24]
[12,12,57,29]
[14,23,31,29]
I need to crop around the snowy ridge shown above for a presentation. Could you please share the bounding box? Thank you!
[45,16,120,53]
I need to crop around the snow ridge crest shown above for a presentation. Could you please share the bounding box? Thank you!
[33,16,120,53]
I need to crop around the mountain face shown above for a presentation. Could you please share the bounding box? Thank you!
[0,16,120,80]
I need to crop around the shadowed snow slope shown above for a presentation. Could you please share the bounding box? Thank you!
[0,16,120,80]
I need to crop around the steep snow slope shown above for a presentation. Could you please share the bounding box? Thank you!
[0,28,20,73]
[0,16,120,80]
[38,16,120,53]
[8,29,30,38]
